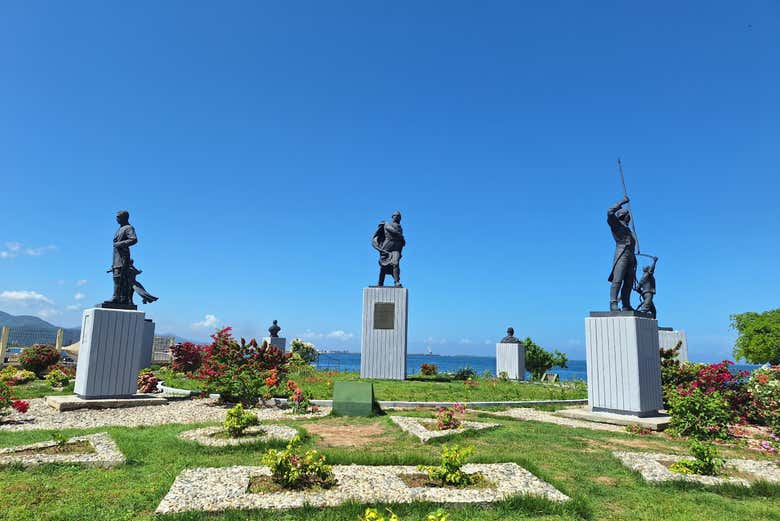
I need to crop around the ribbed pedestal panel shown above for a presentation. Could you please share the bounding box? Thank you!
[75,308,147,398]
[496,343,525,380]
[585,315,662,416]
[361,287,408,380]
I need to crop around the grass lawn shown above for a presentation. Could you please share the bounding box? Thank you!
[8,379,75,399]
[152,368,588,402]
[0,407,778,520]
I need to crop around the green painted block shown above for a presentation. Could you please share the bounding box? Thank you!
[332,381,379,416]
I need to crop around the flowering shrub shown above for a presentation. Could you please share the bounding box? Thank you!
[137,368,160,393]
[0,381,29,418]
[45,368,70,389]
[0,367,36,385]
[170,342,205,373]
[747,366,780,434]
[420,363,437,376]
[418,444,479,487]
[667,388,735,440]
[224,403,260,437]
[287,380,313,414]
[261,436,335,489]
[198,327,291,406]
[669,440,725,476]
[19,344,60,376]
[436,403,465,430]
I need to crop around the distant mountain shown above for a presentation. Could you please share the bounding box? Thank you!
[0,311,81,346]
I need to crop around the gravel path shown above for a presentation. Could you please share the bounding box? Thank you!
[156,463,569,514]
[0,398,330,432]
[485,407,625,432]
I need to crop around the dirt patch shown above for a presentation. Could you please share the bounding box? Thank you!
[10,440,95,456]
[300,422,393,447]
[592,476,618,486]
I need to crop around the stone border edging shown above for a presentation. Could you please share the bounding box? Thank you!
[178,425,299,447]
[156,463,569,514]
[390,416,500,442]
[0,432,125,468]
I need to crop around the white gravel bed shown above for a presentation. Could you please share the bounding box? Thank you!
[613,451,780,486]
[155,462,569,514]
[486,407,624,432]
[0,432,124,468]
[178,425,299,447]
[389,416,499,442]
[0,398,330,432]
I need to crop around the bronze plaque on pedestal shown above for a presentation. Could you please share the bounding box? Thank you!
[373,303,395,330]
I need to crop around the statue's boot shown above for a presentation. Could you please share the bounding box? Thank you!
[610,301,619,312]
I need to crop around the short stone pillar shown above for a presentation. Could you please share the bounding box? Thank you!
[75,307,148,398]
[360,287,408,380]
[585,312,663,417]
[658,327,688,362]
[496,343,525,380]
[263,337,287,352]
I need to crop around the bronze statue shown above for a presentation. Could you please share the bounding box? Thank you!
[268,320,281,338]
[635,256,658,318]
[500,327,522,344]
[607,196,638,311]
[103,210,156,309]
[372,211,406,287]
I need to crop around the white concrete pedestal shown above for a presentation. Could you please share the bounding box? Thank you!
[496,343,525,380]
[658,328,688,362]
[361,287,408,380]
[263,337,287,352]
[585,312,663,417]
[75,307,150,399]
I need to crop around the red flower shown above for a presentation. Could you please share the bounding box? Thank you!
[12,400,29,414]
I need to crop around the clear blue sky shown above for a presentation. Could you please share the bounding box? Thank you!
[1,2,778,362]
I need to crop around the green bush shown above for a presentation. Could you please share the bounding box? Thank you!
[223,403,260,437]
[747,366,780,435]
[0,367,36,384]
[667,388,735,440]
[45,369,70,388]
[261,436,335,489]
[524,337,568,380]
[19,344,60,376]
[669,440,725,476]
[453,367,476,381]
[418,444,479,487]
[289,338,319,364]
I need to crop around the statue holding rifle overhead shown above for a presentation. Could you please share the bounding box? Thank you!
[606,159,658,315]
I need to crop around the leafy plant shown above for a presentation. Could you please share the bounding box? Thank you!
[418,444,479,487]
[359,508,399,521]
[170,342,205,373]
[137,368,160,393]
[420,363,438,376]
[747,366,780,435]
[669,440,725,476]
[0,381,29,418]
[289,338,319,364]
[45,368,70,389]
[625,424,652,436]
[261,436,336,489]
[224,403,260,437]
[0,367,36,385]
[436,403,465,430]
[524,337,568,381]
[198,327,291,406]
[287,380,313,414]
[667,388,735,440]
[453,367,476,381]
[52,432,69,447]
[498,371,509,382]
[426,509,449,521]
[18,344,60,376]
[731,309,780,365]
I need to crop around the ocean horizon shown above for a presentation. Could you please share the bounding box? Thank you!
[315,352,761,382]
